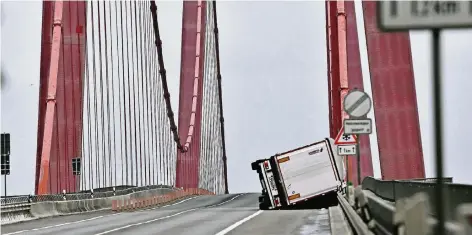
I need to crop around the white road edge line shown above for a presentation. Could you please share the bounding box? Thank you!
[93,194,245,235]
[214,210,263,235]
[2,196,199,235]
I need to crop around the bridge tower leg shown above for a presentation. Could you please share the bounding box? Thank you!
[361,1,425,180]
[176,0,207,189]
[326,0,424,183]
[327,0,373,185]
[344,1,374,184]
[36,1,86,194]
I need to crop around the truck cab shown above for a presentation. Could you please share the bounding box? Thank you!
[251,159,283,210]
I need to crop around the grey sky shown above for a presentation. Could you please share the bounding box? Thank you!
[1,1,472,196]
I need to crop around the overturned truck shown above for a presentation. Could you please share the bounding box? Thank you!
[251,138,345,210]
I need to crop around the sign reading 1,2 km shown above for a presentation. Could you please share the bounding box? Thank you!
[378,1,472,31]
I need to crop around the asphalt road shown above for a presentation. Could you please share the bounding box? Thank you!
[2,193,333,235]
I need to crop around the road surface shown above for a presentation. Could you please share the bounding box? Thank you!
[2,193,333,235]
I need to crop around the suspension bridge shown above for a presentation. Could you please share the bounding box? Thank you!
[1,1,472,235]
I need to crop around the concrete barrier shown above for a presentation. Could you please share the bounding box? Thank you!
[110,188,214,212]
[1,203,35,224]
[362,176,472,221]
[393,192,431,235]
[360,189,466,235]
[1,187,182,225]
[455,203,472,235]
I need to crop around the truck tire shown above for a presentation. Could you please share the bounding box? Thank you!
[258,194,270,210]
[251,161,259,171]
[258,195,265,203]
[259,202,269,210]
[251,159,265,171]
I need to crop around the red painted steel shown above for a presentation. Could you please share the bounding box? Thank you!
[327,0,351,181]
[362,1,425,179]
[327,0,371,184]
[345,1,374,185]
[326,0,341,140]
[176,0,206,189]
[335,0,354,183]
[36,1,54,195]
[36,1,86,194]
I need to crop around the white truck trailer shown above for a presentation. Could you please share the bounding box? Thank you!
[251,138,345,210]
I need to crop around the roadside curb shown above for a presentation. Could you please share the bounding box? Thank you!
[111,188,214,212]
[1,187,178,225]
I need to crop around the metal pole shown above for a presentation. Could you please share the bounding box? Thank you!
[432,28,445,235]
[345,156,349,198]
[356,134,361,186]
[4,174,6,197]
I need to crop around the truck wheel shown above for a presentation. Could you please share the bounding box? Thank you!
[259,202,269,210]
[258,195,265,203]
[251,161,259,171]
[251,159,265,170]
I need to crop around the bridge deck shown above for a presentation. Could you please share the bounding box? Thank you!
[1,193,352,235]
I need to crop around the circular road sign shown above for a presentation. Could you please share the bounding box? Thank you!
[343,90,372,117]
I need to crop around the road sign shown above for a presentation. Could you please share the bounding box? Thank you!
[334,127,358,145]
[337,145,357,156]
[72,158,81,175]
[1,133,10,155]
[378,1,472,31]
[343,90,372,118]
[1,154,10,175]
[344,119,373,135]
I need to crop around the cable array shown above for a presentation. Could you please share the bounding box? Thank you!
[37,0,226,194]
[198,1,227,194]
[80,1,176,190]
[150,0,227,194]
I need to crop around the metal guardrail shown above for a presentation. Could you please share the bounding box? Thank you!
[360,177,472,235]
[337,192,373,235]
[397,177,454,184]
[1,184,174,206]
[0,203,31,214]
[362,177,472,219]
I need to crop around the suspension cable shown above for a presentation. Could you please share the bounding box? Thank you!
[149,1,184,151]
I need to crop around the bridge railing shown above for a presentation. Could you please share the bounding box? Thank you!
[355,177,472,234]
[362,176,472,219]
[397,177,454,183]
[0,184,174,206]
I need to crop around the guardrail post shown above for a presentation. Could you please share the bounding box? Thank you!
[62,189,66,200]
[90,189,94,199]
[113,187,116,196]
[456,203,472,235]
[354,186,373,229]
[28,194,32,203]
[394,192,430,235]
[348,186,355,206]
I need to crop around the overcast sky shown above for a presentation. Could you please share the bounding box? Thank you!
[1,1,472,195]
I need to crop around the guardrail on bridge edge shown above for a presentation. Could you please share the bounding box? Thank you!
[0,185,215,225]
[1,184,174,205]
[353,176,472,235]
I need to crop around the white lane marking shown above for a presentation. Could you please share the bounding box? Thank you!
[209,194,243,208]
[3,196,199,235]
[93,194,245,235]
[214,210,263,235]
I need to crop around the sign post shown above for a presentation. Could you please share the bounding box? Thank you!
[378,2,472,234]
[356,134,360,186]
[343,89,373,186]
[334,127,358,193]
